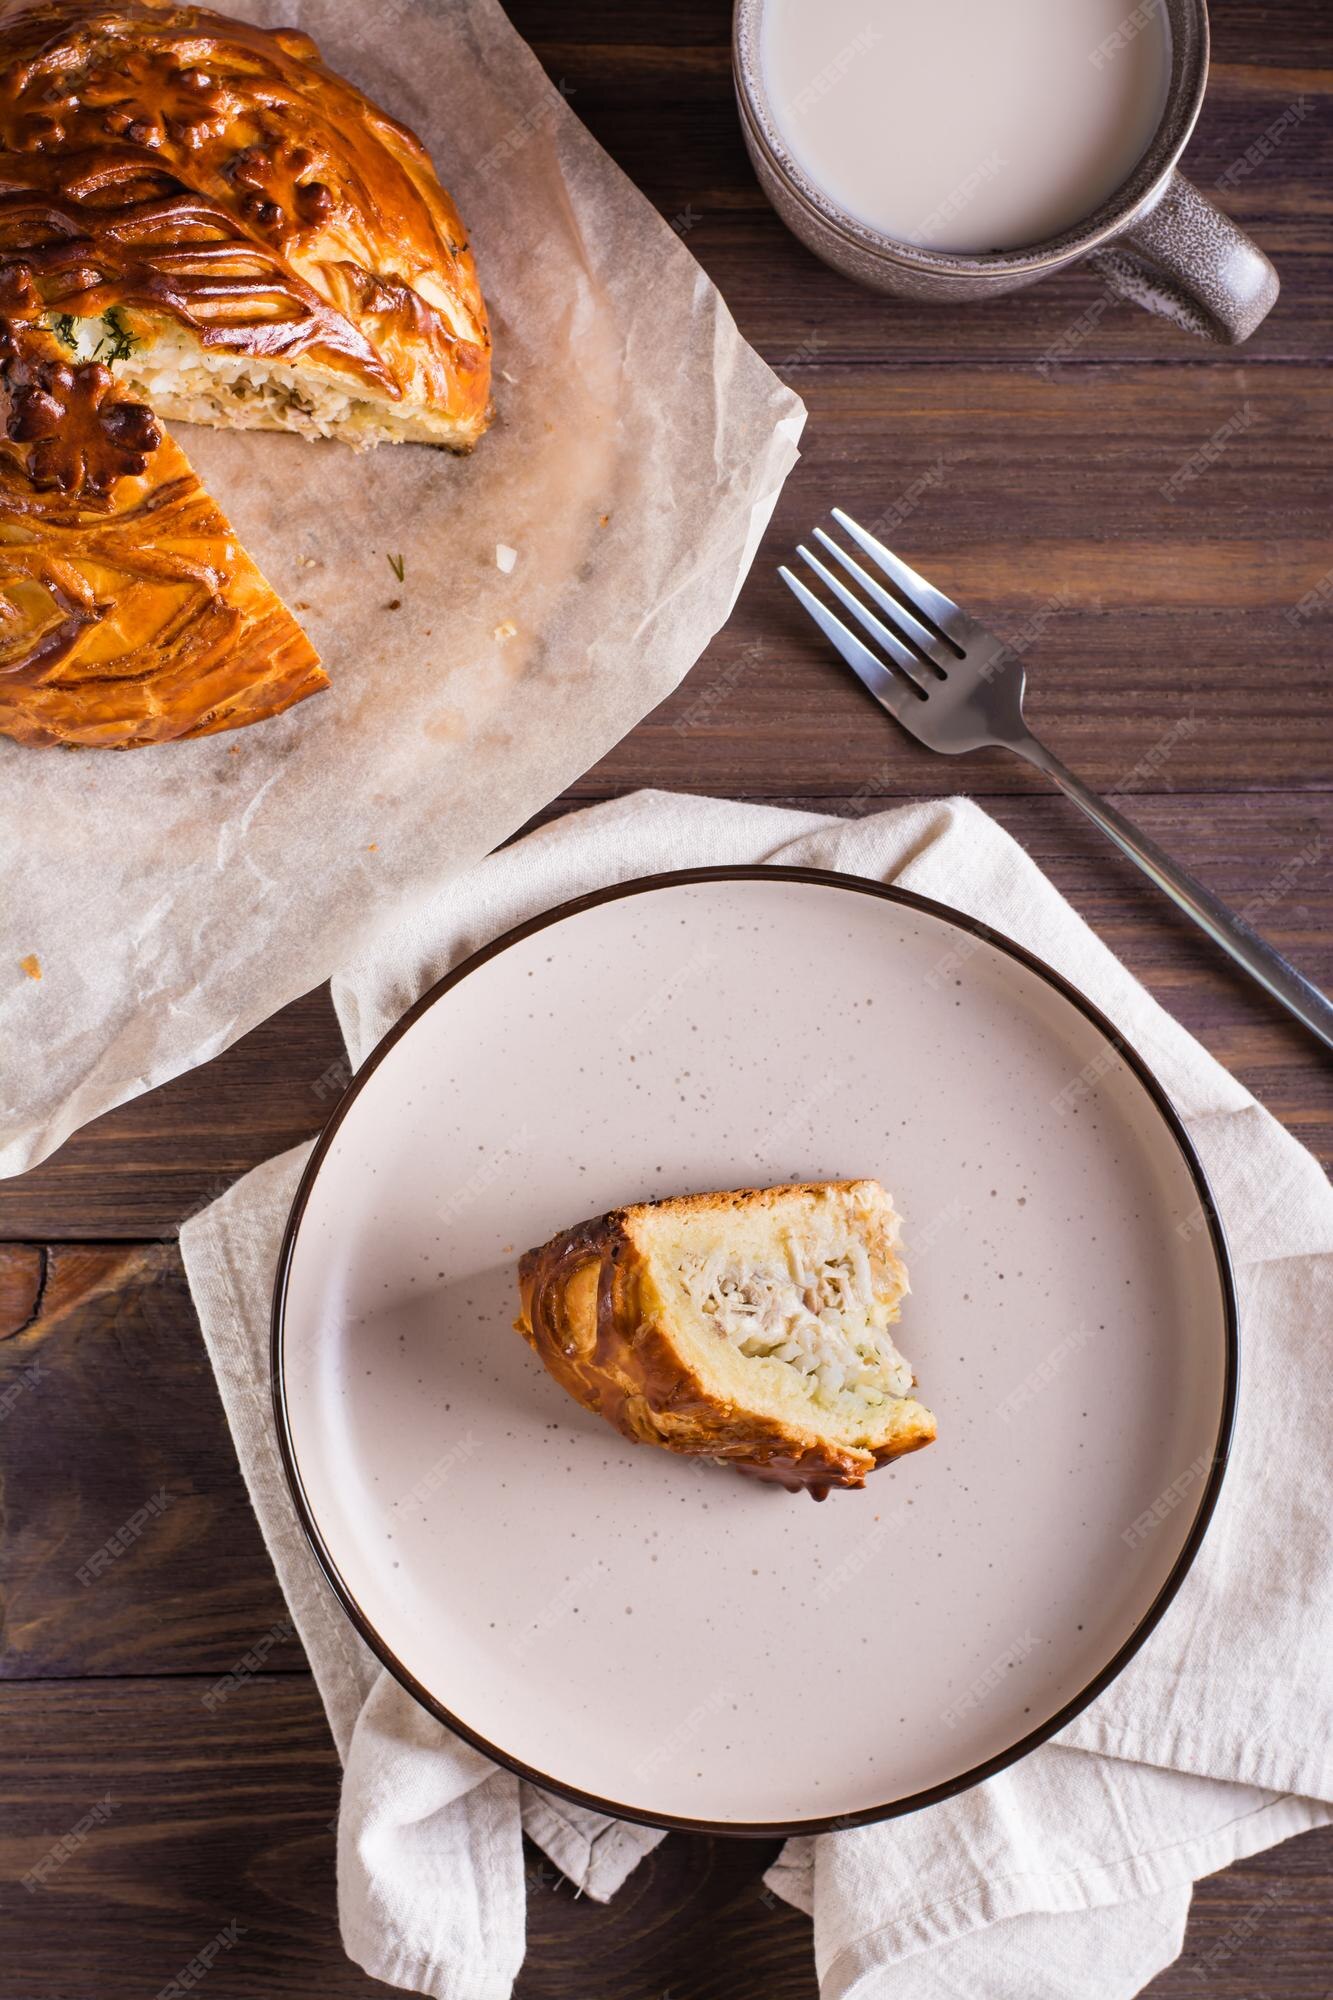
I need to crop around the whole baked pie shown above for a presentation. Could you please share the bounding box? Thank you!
[0,0,491,747]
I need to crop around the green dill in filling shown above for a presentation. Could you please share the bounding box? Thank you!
[44,309,139,364]
[95,309,138,364]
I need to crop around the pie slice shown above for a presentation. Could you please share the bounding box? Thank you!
[0,326,325,748]
[516,1180,936,1496]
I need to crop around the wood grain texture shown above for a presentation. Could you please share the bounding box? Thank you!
[574,361,1333,801]
[0,987,342,1242]
[0,1247,291,1679]
[1,0,1330,1993]
[4,794,1329,1242]
[0,1246,42,1337]
[508,9,1332,367]
[1,1677,1330,1998]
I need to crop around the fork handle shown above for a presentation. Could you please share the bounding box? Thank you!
[1017,736,1333,1055]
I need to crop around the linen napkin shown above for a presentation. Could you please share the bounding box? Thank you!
[181,788,1333,2000]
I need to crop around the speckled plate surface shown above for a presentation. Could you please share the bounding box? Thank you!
[273,869,1236,1833]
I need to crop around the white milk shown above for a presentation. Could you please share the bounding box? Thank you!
[760,0,1173,252]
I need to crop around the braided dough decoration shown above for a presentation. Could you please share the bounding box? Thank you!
[0,0,491,746]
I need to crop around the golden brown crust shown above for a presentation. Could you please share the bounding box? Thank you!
[0,1,492,747]
[0,0,490,438]
[1,319,162,491]
[515,1184,937,1498]
[0,322,325,746]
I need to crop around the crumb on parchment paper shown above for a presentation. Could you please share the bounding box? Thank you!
[19,954,41,980]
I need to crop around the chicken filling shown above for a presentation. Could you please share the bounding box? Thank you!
[44,312,460,450]
[677,1232,913,1408]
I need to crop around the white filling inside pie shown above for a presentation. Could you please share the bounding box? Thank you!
[677,1234,915,1409]
[47,312,474,452]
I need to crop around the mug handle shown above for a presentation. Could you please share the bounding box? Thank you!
[1111,170,1279,344]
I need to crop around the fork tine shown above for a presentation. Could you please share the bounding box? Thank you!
[831,508,972,649]
[812,527,952,673]
[796,545,930,692]
[779,566,919,719]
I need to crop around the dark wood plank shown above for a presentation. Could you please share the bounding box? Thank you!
[0,985,342,1242]
[0,1245,42,1337]
[3,790,1329,1241]
[0,1676,392,1998]
[500,11,1333,368]
[0,1677,805,2000]
[2,1676,1330,1999]
[0,1246,291,1678]
[508,0,1330,68]
[588,363,1333,802]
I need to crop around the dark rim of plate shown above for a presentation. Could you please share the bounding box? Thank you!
[271,866,1240,1839]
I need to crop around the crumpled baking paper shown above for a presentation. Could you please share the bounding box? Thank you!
[1,0,804,1176]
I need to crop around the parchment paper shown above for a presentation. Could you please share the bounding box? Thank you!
[0,0,804,1177]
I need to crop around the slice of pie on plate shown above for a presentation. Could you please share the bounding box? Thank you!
[516,1179,936,1496]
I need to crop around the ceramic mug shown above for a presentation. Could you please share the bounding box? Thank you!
[733,0,1279,344]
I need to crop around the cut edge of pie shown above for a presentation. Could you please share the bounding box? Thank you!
[0,324,326,750]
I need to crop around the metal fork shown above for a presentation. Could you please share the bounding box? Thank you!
[781,507,1333,1054]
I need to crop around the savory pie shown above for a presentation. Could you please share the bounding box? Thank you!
[516,1180,936,1496]
[0,0,491,747]
[0,0,491,448]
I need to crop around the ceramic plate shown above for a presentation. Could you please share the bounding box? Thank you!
[273,869,1236,1833]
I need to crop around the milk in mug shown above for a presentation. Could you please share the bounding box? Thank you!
[761,0,1173,252]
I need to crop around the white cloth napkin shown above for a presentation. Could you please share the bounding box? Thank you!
[181,788,1333,2000]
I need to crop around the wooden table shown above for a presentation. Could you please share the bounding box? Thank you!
[3,3,1330,1993]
